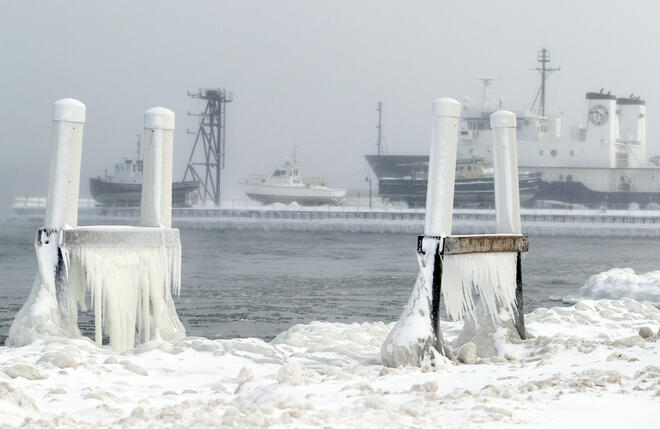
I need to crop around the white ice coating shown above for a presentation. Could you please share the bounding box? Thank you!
[8,227,185,349]
[67,237,185,349]
[6,231,81,346]
[424,98,461,236]
[381,237,442,367]
[441,252,518,323]
[45,99,86,229]
[141,107,174,228]
[490,111,521,234]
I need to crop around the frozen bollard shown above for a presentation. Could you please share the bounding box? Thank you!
[490,110,525,339]
[380,98,462,367]
[45,98,86,229]
[424,98,462,236]
[490,111,521,234]
[141,107,175,228]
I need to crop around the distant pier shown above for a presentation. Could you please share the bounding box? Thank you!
[9,197,660,236]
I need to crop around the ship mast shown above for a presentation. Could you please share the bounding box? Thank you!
[376,102,384,156]
[530,48,560,116]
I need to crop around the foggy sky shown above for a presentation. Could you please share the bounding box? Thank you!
[1,0,659,213]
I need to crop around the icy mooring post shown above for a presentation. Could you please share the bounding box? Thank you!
[381,101,528,367]
[7,101,185,350]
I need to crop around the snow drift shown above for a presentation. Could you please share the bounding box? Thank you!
[567,268,660,306]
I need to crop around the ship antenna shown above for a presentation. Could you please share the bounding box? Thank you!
[376,102,384,156]
[472,76,501,109]
[293,144,297,167]
[136,135,141,161]
[530,47,560,116]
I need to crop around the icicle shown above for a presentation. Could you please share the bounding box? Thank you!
[441,252,517,323]
[66,240,185,350]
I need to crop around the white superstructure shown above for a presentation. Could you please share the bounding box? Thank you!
[240,152,347,206]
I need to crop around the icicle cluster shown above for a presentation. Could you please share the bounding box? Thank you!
[441,252,517,323]
[7,229,185,350]
[67,241,184,349]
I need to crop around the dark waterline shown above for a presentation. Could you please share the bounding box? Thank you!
[1,225,659,343]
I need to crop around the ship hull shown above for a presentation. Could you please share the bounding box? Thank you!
[366,155,541,207]
[366,155,660,208]
[377,175,541,207]
[89,178,200,207]
[240,182,346,206]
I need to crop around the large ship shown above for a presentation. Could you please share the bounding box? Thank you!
[366,156,542,207]
[240,150,346,206]
[366,49,660,208]
[89,139,200,207]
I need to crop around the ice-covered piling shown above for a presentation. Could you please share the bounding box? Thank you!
[7,102,185,350]
[141,107,175,228]
[7,99,87,346]
[381,106,529,367]
[45,98,86,229]
[490,110,526,338]
[424,98,461,236]
[381,98,461,367]
[491,111,521,235]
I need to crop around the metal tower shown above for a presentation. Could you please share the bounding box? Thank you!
[183,88,233,206]
[530,48,560,116]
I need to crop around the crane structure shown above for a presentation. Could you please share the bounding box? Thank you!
[183,88,233,206]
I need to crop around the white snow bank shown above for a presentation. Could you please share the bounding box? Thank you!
[566,268,660,305]
[2,299,658,428]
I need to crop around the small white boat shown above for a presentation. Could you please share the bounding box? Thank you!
[240,151,346,206]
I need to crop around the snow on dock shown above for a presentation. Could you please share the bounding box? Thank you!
[9,198,660,237]
[1,299,659,428]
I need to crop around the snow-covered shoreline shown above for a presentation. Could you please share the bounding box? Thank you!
[1,298,659,428]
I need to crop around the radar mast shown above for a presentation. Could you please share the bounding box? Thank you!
[530,48,560,116]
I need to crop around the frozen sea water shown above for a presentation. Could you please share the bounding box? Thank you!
[1,225,659,344]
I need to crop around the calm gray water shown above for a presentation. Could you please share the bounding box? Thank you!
[1,225,659,343]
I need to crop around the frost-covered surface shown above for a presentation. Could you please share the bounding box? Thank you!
[380,238,439,367]
[0,298,659,428]
[7,227,185,350]
[7,231,81,347]
[564,268,660,306]
[381,241,519,367]
[442,252,517,322]
[68,244,185,349]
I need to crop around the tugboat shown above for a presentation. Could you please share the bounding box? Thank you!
[89,137,200,207]
[240,149,346,205]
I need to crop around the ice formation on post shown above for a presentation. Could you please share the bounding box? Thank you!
[382,106,528,367]
[381,237,443,367]
[7,102,186,350]
[441,252,517,323]
[381,98,461,367]
[66,227,184,349]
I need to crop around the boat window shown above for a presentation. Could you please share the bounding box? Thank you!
[570,150,575,156]
[458,166,464,171]
[467,166,472,171]
[539,150,544,156]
